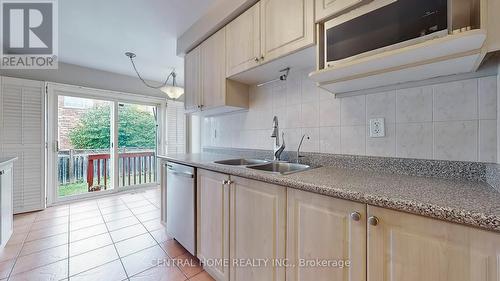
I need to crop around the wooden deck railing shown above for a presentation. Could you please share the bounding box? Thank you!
[86,151,155,190]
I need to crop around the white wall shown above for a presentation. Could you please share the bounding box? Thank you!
[202,68,499,163]
[0,63,168,98]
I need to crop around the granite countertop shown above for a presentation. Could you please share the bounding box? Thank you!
[158,153,500,233]
[0,157,17,167]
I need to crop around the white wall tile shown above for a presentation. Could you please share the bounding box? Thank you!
[396,122,433,159]
[272,84,287,109]
[283,128,302,153]
[341,125,366,155]
[366,123,396,157]
[434,121,478,161]
[286,75,302,106]
[301,101,320,128]
[249,85,273,110]
[285,104,302,128]
[366,91,396,123]
[319,87,333,101]
[479,119,497,163]
[301,127,320,152]
[301,73,319,104]
[320,127,341,154]
[319,96,341,127]
[478,76,497,120]
[341,95,366,126]
[433,79,478,121]
[396,86,433,123]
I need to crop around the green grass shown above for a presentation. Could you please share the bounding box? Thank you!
[58,174,157,197]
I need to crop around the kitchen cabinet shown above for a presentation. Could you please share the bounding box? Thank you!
[0,161,14,248]
[184,45,202,113]
[225,0,315,77]
[367,205,500,281]
[286,188,366,281]
[197,169,230,281]
[184,29,249,115]
[225,3,261,77]
[315,0,367,23]
[260,0,315,63]
[229,175,286,281]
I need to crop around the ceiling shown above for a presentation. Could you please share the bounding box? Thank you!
[59,0,216,85]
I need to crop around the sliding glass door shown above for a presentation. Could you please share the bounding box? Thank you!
[57,96,113,197]
[48,86,162,203]
[117,103,157,187]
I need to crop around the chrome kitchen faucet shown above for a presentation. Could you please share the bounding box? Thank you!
[271,116,285,161]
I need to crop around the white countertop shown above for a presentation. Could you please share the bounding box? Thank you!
[0,157,18,167]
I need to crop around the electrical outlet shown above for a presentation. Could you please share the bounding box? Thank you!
[369,118,385,138]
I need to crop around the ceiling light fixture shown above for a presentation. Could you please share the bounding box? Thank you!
[125,52,184,99]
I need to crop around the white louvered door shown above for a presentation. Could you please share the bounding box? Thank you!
[0,77,45,213]
[166,100,186,154]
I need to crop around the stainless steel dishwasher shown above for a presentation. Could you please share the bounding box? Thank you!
[166,162,196,255]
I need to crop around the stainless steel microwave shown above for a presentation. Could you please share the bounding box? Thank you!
[324,0,479,68]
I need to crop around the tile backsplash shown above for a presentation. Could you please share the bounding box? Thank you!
[202,69,498,163]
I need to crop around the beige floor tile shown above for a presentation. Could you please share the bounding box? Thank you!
[161,240,187,259]
[69,224,108,242]
[136,210,160,222]
[128,264,186,281]
[99,204,128,215]
[103,209,134,222]
[20,233,68,256]
[69,245,118,276]
[26,224,68,242]
[0,244,22,263]
[142,219,164,232]
[121,245,169,277]
[31,217,68,231]
[69,210,102,222]
[189,271,215,281]
[69,217,104,232]
[8,259,68,281]
[130,204,158,215]
[105,216,140,232]
[7,232,28,246]
[0,258,14,279]
[174,253,203,278]
[69,233,112,257]
[109,224,147,242]
[125,200,152,209]
[149,228,171,244]
[69,260,126,281]
[12,244,68,275]
[115,233,157,258]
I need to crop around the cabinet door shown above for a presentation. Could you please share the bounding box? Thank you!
[315,0,365,22]
[201,29,226,110]
[368,205,500,281]
[184,46,202,112]
[197,169,230,281]
[260,0,315,62]
[287,188,366,281]
[230,176,286,281]
[0,166,13,247]
[225,3,261,77]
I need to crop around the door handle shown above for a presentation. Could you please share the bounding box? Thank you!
[168,170,194,178]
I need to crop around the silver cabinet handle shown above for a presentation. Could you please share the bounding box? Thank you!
[368,216,379,226]
[350,212,361,221]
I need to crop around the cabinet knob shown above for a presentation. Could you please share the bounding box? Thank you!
[368,216,379,226]
[350,212,361,221]
[0,170,4,176]
[254,57,259,63]
[222,179,233,185]
[260,54,265,61]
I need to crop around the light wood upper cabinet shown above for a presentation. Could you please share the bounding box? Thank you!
[287,188,366,281]
[197,169,230,281]
[225,3,261,77]
[367,205,500,281]
[229,176,286,281]
[260,0,315,63]
[184,45,202,113]
[201,29,227,109]
[315,0,366,22]
[184,28,249,115]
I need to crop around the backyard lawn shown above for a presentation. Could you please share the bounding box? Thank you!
[58,174,157,197]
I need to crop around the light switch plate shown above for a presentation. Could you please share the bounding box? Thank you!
[369,118,385,138]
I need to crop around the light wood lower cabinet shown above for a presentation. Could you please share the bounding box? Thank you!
[286,188,366,281]
[197,169,230,281]
[367,205,500,281]
[229,175,286,281]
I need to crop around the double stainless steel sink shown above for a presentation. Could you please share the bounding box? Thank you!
[214,158,310,175]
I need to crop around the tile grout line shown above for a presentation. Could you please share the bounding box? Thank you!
[7,212,40,280]
[95,198,131,281]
